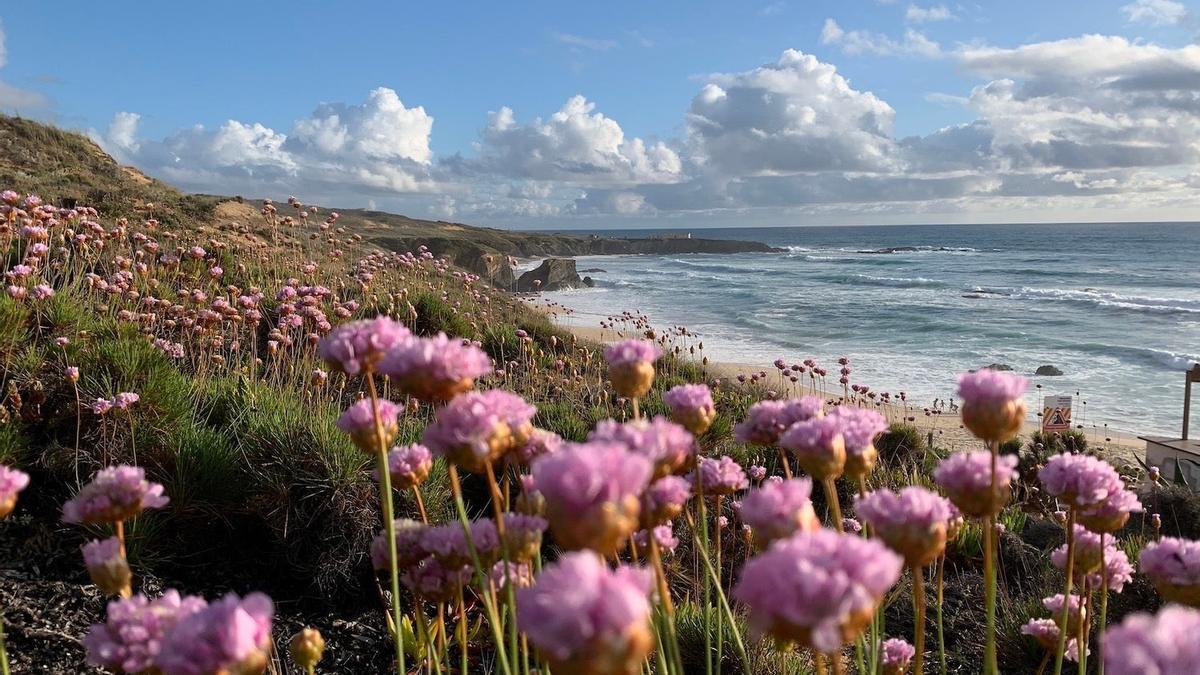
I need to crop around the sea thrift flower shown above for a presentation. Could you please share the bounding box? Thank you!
[370,519,428,570]
[84,591,206,673]
[0,464,30,518]
[956,369,1028,442]
[402,557,471,602]
[82,537,132,597]
[739,477,819,547]
[336,398,402,453]
[734,397,822,446]
[733,529,902,653]
[288,628,326,672]
[530,442,652,555]
[63,465,169,524]
[855,487,952,566]
[422,389,536,473]
[881,638,916,675]
[640,475,692,527]
[663,383,716,435]
[829,406,888,478]
[500,512,548,562]
[490,561,534,591]
[1140,536,1200,606]
[1077,488,1142,533]
[380,332,492,402]
[92,397,114,415]
[1103,604,1200,675]
[1021,619,1086,662]
[603,339,660,398]
[317,317,411,376]
[66,366,80,382]
[633,524,679,555]
[749,464,767,481]
[383,444,432,489]
[1039,453,1124,510]
[156,592,274,675]
[113,392,140,410]
[517,552,654,675]
[695,455,748,495]
[933,451,1017,518]
[511,428,562,465]
[589,416,696,477]
[1043,594,1086,633]
[843,517,863,534]
[421,520,500,566]
[1051,525,1108,577]
[1091,546,1134,593]
[779,415,845,480]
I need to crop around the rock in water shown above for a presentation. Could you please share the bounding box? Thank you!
[983,363,1013,371]
[517,258,583,292]
[1035,365,1064,376]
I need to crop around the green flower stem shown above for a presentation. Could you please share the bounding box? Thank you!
[1052,509,1077,675]
[1098,535,1109,675]
[936,555,947,675]
[0,607,11,675]
[913,566,927,675]
[367,374,407,675]
[983,514,998,675]
[447,465,513,675]
[685,510,752,674]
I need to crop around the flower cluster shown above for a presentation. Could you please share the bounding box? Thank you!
[62,465,169,524]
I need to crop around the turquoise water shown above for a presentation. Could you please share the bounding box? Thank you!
[541,223,1200,436]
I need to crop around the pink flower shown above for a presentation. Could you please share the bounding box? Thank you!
[695,455,748,495]
[379,332,491,402]
[1021,619,1086,661]
[932,451,1018,518]
[113,392,140,410]
[62,465,169,524]
[881,638,915,674]
[828,406,888,454]
[733,529,902,653]
[640,475,692,526]
[317,317,411,376]
[779,415,845,480]
[855,487,952,566]
[156,592,274,675]
[588,416,696,477]
[663,383,716,434]
[370,519,428,571]
[956,369,1029,405]
[512,428,562,465]
[735,397,823,446]
[633,524,679,553]
[1103,605,1200,675]
[1140,536,1200,603]
[92,397,114,415]
[1039,453,1124,509]
[82,537,132,597]
[382,444,432,489]
[0,464,30,518]
[517,552,653,670]
[84,591,206,673]
[531,442,652,554]
[1077,488,1142,533]
[602,339,661,367]
[740,478,819,546]
[422,390,536,472]
[336,398,402,453]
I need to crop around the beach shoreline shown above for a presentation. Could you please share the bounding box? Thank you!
[545,312,1146,466]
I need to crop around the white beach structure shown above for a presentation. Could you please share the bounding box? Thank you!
[1141,364,1200,490]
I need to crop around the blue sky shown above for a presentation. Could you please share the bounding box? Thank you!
[2,1,1200,227]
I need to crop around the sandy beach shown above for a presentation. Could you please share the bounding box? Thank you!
[552,318,1147,466]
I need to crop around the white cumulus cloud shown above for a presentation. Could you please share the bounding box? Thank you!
[905,4,954,23]
[820,18,941,57]
[1121,0,1188,25]
[469,95,682,184]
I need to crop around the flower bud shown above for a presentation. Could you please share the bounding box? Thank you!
[289,627,326,671]
[82,537,132,597]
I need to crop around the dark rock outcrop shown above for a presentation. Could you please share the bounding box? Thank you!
[582,276,595,287]
[983,363,1013,371]
[1035,365,1064,376]
[517,258,583,292]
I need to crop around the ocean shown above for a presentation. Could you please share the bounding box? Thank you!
[537,222,1200,438]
